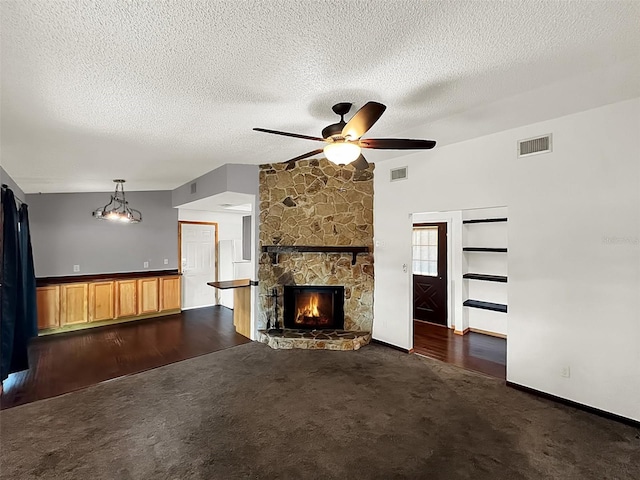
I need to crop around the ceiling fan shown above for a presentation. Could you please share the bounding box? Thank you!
[254,101,436,170]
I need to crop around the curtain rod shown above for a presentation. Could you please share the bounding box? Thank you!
[1,183,24,205]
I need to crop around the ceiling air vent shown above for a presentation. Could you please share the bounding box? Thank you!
[190,182,197,194]
[518,134,552,158]
[390,166,408,182]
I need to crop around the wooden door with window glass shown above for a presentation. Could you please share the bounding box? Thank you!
[413,223,447,326]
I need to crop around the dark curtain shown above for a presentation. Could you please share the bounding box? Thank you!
[1,187,37,382]
[18,203,38,349]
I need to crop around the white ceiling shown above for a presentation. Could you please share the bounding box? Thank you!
[2,1,639,193]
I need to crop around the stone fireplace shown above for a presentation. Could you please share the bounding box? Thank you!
[283,285,344,330]
[257,157,374,350]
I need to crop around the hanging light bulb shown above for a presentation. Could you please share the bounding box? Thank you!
[323,141,361,165]
[92,179,142,224]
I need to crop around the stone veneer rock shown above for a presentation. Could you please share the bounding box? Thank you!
[257,329,372,351]
[258,158,374,336]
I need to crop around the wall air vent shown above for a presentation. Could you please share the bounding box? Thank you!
[390,166,408,182]
[190,182,197,194]
[518,134,552,158]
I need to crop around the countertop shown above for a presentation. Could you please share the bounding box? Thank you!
[207,279,257,289]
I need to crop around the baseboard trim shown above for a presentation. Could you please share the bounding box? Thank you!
[506,381,640,428]
[454,328,469,336]
[469,328,506,339]
[371,338,412,353]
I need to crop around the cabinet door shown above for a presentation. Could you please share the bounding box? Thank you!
[159,276,181,311]
[138,277,159,314]
[115,280,138,318]
[36,286,60,330]
[60,283,89,325]
[88,281,115,322]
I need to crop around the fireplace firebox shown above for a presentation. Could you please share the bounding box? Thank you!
[283,285,344,330]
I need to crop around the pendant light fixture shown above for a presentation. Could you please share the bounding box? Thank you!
[92,179,142,223]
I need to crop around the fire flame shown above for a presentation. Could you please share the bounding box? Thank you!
[298,294,320,318]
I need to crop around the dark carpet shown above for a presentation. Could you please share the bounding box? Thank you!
[0,342,638,479]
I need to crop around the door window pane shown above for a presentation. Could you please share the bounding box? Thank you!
[427,261,437,276]
[412,226,438,276]
[428,228,437,244]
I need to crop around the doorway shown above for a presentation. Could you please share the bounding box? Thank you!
[179,221,218,310]
[410,208,507,380]
[412,222,447,326]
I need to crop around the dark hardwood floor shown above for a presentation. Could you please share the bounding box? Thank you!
[1,306,250,409]
[413,320,506,379]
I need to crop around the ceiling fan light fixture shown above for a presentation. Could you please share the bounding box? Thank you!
[254,101,435,169]
[323,142,361,165]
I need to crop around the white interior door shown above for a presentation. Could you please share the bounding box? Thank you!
[181,222,217,309]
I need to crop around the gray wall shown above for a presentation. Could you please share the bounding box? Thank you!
[1,166,25,202]
[172,163,259,207]
[27,190,178,277]
[172,161,260,279]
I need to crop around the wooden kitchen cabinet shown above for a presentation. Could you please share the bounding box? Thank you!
[36,270,181,334]
[36,285,60,330]
[159,276,181,311]
[115,279,138,318]
[137,277,159,314]
[88,281,115,322]
[60,283,89,325]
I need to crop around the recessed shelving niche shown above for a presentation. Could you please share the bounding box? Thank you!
[462,207,508,336]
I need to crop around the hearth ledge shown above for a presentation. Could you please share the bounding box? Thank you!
[257,329,371,351]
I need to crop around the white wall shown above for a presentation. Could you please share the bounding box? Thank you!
[373,98,640,421]
[178,209,249,309]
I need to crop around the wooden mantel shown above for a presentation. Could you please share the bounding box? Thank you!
[261,246,370,265]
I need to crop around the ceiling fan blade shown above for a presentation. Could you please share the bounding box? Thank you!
[351,154,369,170]
[341,102,387,140]
[359,138,436,150]
[253,128,325,142]
[283,149,324,164]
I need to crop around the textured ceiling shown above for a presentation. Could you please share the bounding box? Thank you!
[2,0,639,193]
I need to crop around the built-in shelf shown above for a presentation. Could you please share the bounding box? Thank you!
[463,299,508,313]
[261,245,369,265]
[463,247,508,253]
[463,273,507,283]
[463,217,508,224]
[461,211,508,335]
